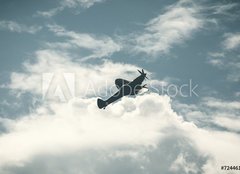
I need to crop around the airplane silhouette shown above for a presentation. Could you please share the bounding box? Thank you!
[97,69,148,109]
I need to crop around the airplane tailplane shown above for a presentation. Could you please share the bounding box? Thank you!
[97,98,107,109]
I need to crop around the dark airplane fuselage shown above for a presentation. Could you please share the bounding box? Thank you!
[97,69,147,109]
[119,74,145,96]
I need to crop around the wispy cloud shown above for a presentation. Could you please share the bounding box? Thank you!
[60,0,105,8]
[36,0,105,18]
[222,33,240,50]
[174,96,240,131]
[0,20,42,34]
[214,116,240,132]
[211,3,239,15]
[47,24,121,60]
[207,58,240,82]
[127,0,203,56]
[202,97,240,110]
[201,2,240,28]
[36,6,64,18]
[206,52,225,67]
[207,33,240,82]
[208,52,225,58]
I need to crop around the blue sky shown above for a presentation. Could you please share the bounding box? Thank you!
[0,0,240,174]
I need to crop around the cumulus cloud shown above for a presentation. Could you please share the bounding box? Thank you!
[0,94,175,167]
[0,20,42,34]
[1,11,240,173]
[1,92,240,174]
[7,49,136,98]
[2,46,240,173]
[127,0,203,56]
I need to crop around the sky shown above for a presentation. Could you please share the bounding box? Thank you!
[0,0,240,174]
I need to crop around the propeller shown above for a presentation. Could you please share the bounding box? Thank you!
[137,69,149,80]
[142,84,148,89]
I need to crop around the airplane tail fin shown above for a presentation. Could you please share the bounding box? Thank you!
[97,98,107,109]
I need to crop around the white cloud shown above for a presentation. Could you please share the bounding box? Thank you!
[207,34,240,82]
[129,0,203,56]
[207,56,239,81]
[36,6,64,18]
[189,128,240,174]
[47,24,121,60]
[210,3,239,16]
[214,116,240,132]
[207,59,223,67]
[206,52,229,71]
[223,33,240,50]
[1,16,240,173]
[170,153,198,173]
[61,0,105,8]
[0,93,176,167]
[208,52,225,58]
[203,2,239,28]
[1,92,240,174]
[2,50,240,173]
[0,20,42,34]
[174,96,240,124]
[37,0,105,18]
[202,97,240,110]
[173,97,240,174]
[7,49,136,98]
[207,52,225,68]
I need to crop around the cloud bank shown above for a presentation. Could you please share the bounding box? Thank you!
[1,45,240,174]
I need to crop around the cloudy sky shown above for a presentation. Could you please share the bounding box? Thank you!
[0,0,240,173]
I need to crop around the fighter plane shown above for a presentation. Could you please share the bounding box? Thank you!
[97,69,148,109]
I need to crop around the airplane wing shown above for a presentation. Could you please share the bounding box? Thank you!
[105,90,124,106]
[115,78,130,89]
